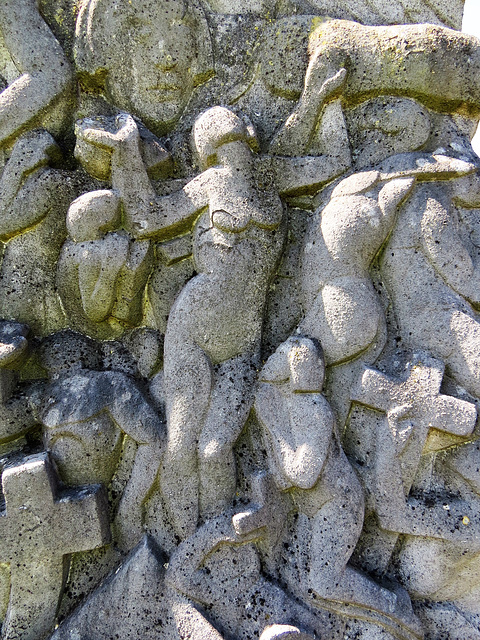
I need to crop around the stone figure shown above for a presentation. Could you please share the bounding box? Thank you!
[0,331,164,551]
[74,0,214,136]
[351,354,477,528]
[0,131,77,335]
[35,331,164,550]
[0,0,73,150]
[299,154,476,369]
[57,189,154,340]
[76,103,354,540]
[347,352,479,583]
[57,115,174,339]
[299,172,414,366]
[254,336,421,638]
[381,171,480,399]
[81,108,284,538]
[159,107,286,538]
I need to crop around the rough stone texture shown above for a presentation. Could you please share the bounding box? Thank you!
[0,452,110,640]
[0,1,479,639]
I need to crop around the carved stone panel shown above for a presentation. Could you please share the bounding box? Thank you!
[0,1,479,639]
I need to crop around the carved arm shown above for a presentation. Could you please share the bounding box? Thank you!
[78,115,209,240]
[269,67,347,156]
[0,0,73,147]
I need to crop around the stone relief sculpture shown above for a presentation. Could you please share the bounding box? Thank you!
[74,0,214,137]
[254,336,421,638]
[0,0,73,149]
[58,187,154,340]
[381,172,480,399]
[0,451,110,640]
[1,1,480,639]
[0,132,78,336]
[75,104,349,539]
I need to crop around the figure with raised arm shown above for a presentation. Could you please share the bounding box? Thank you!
[78,109,285,539]
[77,85,354,538]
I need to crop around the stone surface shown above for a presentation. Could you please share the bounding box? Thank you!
[50,535,176,640]
[0,1,479,639]
[0,452,110,640]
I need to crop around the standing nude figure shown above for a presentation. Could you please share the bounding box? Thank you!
[161,109,285,538]
[78,109,285,539]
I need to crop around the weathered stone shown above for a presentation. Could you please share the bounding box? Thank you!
[0,322,29,405]
[255,337,422,639]
[50,536,176,640]
[0,0,479,638]
[0,452,110,640]
[351,352,477,527]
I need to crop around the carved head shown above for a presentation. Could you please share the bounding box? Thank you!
[75,0,214,134]
[193,106,258,169]
[38,330,102,378]
[67,190,121,242]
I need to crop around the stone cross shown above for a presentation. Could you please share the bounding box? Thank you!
[350,352,477,530]
[0,452,111,640]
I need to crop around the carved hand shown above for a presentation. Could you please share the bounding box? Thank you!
[303,65,347,105]
[77,113,141,153]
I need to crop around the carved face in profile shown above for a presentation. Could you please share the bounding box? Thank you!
[76,0,213,134]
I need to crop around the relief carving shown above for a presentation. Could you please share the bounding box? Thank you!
[0,2,479,639]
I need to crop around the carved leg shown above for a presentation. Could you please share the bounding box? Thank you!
[305,457,365,603]
[115,442,163,552]
[305,458,422,637]
[162,340,213,540]
[198,352,258,522]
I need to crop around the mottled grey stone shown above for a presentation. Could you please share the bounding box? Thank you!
[51,536,176,640]
[0,0,480,638]
[0,452,110,640]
